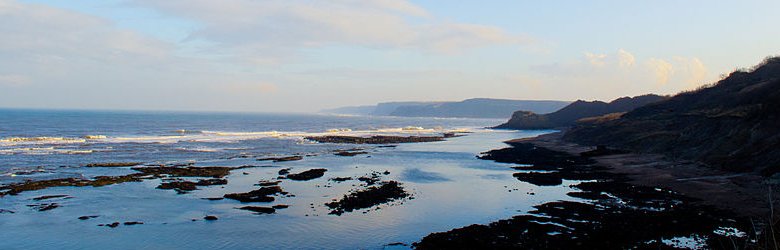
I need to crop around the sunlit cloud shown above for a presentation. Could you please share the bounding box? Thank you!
[647,58,674,85]
[617,49,636,68]
[525,49,714,101]
[129,0,531,62]
[675,57,708,87]
[585,52,608,67]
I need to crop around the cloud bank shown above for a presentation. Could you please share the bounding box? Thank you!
[130,0,530,62]
[525,49,713,101]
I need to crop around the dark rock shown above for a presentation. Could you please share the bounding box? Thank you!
[326,181,409,215]
[32,194,70,201]
[286,169,327,181]
[566,191,611,200]
[196,178,228,186]
[28,203,60,211]
[157,178,227,193]
[78,215,99,220]
[330,177,353,182]
[123,221,143,225]
[157,181,197,192]
[256,180,282,186]
[223,186,285,203]
[85,162,143,167]
[0,209,15,214]
[271,204,289,209]
[0,173,149,196]
[305,135,448,144]
[257,156,303,162]
[278,168,291,175]
[512,172,563,186]
[132,166,234,178]
[357,171,386,186]
[238,206,276,214]
[204,215,218,221]
[334,151,368,157]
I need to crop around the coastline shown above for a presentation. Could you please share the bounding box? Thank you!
[513,132,776,219]
[1,129,561,249]
[415,131,774,248]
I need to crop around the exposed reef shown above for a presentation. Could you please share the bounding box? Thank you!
[256,156,303,162]
[305,135,456,144]
[157,178,228,194]
[84,162,143,167]
[286,168,327,181]
[223,186,286,203]
[334,151,368,157]
[238,206,276,214]
[1,165,254,196]
[325,181,408,215]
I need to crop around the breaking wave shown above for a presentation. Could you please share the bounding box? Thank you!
[83,135,107,139]
[0,126,477,150]
[0,147,94,155]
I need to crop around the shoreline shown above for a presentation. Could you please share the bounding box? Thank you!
[513,132,777,219]
[416,131,772,248]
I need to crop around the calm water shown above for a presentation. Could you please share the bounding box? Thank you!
[0,109,577,249]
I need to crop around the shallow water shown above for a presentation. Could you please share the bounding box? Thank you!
[0,110,584,249]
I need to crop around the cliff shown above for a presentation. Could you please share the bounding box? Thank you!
[564,57,780,176]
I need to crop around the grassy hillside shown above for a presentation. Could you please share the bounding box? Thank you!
[564,57,780,176]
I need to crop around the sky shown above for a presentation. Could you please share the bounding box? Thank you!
[1,0,779,112]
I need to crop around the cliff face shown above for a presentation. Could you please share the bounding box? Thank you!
[564,57,780,176]
[495,95,666,129]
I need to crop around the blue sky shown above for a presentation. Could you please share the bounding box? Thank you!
[1,0,778,112]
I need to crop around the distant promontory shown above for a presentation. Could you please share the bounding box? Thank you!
[321,98,570,119]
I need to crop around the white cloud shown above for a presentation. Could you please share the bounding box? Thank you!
[617,49,636,67]
[0,0,288,111]
[585,52,607,67]
[647,58,674,85]
[526,49,714,101]
[129,0,530,61]
[0,74,29,87]
[675,57,708,87]
[0,0,170,64]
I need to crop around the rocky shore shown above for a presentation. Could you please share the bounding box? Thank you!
[517,132,777,219]
[415,133,776,249]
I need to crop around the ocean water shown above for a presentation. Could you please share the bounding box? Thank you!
[0,109,497,178]
[0,109,577,249]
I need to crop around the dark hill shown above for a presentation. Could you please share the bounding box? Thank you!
[564,57,780,176]
[495,95,666,129]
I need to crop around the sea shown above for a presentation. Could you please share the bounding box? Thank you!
[0,109,578,249]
